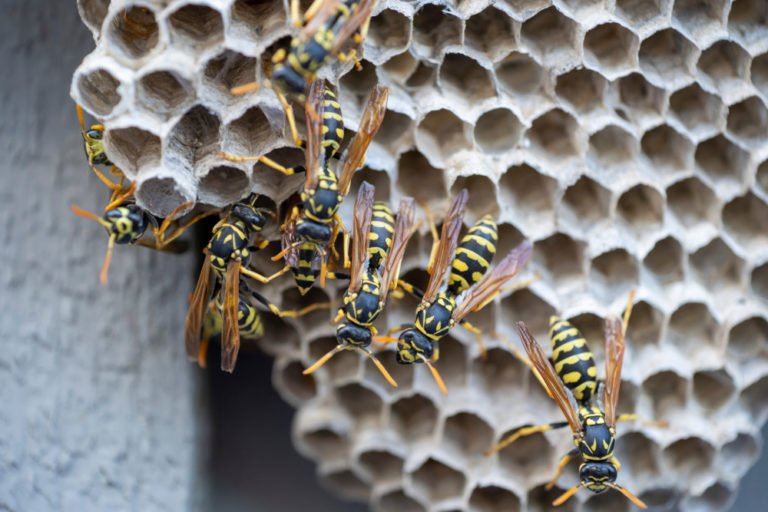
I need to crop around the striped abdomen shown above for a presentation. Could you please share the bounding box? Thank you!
[367,202,395,271]
[322,88,344,161]
[447,215,497,296]
[238,299,264,339]
[290,244,320,295]
[550,316,597,403]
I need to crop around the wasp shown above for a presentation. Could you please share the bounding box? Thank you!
[485,292,667,508]
[71,182,215,285]
[231,0,379,147]
[76,104,127,200]
[303,181,417,387]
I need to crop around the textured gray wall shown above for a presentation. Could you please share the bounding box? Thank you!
[0,2,204,510]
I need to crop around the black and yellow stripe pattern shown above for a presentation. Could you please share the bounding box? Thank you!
[208,221,250,277]
[367,202,395,271]
[321,88,344,161]
[550,316,598,403]
[447,215,497,295]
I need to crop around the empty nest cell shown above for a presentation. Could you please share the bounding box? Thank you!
[389,394,438,442]
[465,7,517,62]
[727,96,768,143]
[439,53,496,104]
[561,175,611,228]
[556,68,607,114]
[662,437,716,482]
[615,0,669,29]
[497,429,554,480]
[752,262,768,301]
[202,50,259,101]
[473,347,528,404]
[358,449,403,482]
[136,69,194,118]
[527,108,581,158]
[672,0,728,42]
[728,316,768,357]
[499,289,555,342]
[229,0,286,48]
[642,370,688,419]
[77,0,109,36]
[405,61,437,89]
[720,432,760,477]
[382,51,419,85]
[410,458,466,503]
[134,176,192,218]
[411,4,461,59]
[377,489,426,512]
[520,7,580,67]
[687,482,734,511]
[495,51,545,99]
[583,23,639,78]
[617,72,665,118]
[626,300,665,349]
[527,484,577,512]
[105,125,161,175]
[588,249,639,303]
[76,68,122,117]
[167,4,224,51]
[668,83,725,135]
[643,236,684,284]
[339,59,378,107]
[435,336,468,390]
[752,53,768,98]
[588,125,638,168]
[473,108,522,154]
[697,40,751,92]
[498,164,557,221]
[638,28,697,86]
[450,174,499,220]
[695,134,749,191]
[468,485,521,512]
[666,176,718,228]
[277,360,317,404]
[367,9,411,54]
[415,110,472,165]
[396,150,447,201]
[224,105,281,163]
[667,302,718,351]
[374,109,413,154]
[334,382,384,424]
[197,165,250,205]
[167,105,222,168]
[692,368,736,410]
[320,468,370,502]
[441,412,495,459]
[689,237,745,290]
[300,427,348,460]
[641,124,693,170]
[729,0,768,49]
[722,192,768,252]
[759,160,768,196]
[533,233,586,285]
[741,374,768,419]
[583,490,632,512]
[308,336,360,382]
[105,6,160,61]
[617,184,664,231]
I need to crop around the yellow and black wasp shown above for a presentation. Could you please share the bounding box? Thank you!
[485,292,666,508]
[76,104,126,199]
[223,80,390,293]
[303,181,417,387]
[231,0,379,147]
[382,190,533,394]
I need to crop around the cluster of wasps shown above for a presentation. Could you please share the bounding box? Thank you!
[72,0,668,508]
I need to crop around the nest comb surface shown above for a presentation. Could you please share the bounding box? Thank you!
[72,0,768,510]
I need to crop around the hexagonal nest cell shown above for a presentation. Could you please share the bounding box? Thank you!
[71,0,768,509]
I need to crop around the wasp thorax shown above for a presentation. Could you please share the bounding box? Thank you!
[232,204,268,233]
[271,64,307,99]
[336,323,372,347]
[296,219,331,243]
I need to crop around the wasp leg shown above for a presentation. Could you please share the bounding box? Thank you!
[484,421,570,456]
[104,182,136,211]
[492,330,553,398]
[302,0,325,22]
[276,90,303,147]
[458,320,487,359]
[336,50,363,71]
[240,264,291,284]
[545,449,580,490]
[616,413,669,428]
[249,288,335,318]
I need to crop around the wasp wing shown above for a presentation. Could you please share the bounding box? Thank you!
[604,316,626,429]
[329,0,379,55]
[336,85,390,197]
[299,0,343,41]
[422,190,468,303]
[220,259,241,373]
[451,239,532,324]
[348,181,376,293]
[304,79,327,192]
[517,322,582,435]
[185,254,213,361]
[379,197,416,302]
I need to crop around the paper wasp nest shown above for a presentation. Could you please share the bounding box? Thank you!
[72,0,768,510]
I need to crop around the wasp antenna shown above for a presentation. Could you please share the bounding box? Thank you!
[71,204,112,229]
[355,347,397,388]
[607,483,647,509]
[552,483,585,507]
[100,234,117,285]
[622,289,636,333]
[419,354,447,395]
[303,345,344,375]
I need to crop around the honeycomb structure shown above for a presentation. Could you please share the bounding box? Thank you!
[72,0,768,510]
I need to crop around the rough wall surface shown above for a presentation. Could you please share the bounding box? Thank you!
[0,2,204,510]
[69,0,768,511]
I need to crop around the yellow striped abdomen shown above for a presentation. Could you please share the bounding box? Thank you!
[367,202,395,271]
[550,316,597,403]
[447,215,497,295]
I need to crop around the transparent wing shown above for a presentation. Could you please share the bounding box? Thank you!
[329,0,378,55]
[422,189,468,303]
[348,181,376,293]
[379,197,416,302]
[604,316,626,429]
[299,0,343,41]
[220,260,241,373]
[452,240,532,324]
[185,255,213,361]
[336,85,390,197]
[304,79,327,191]
[517,322,582,435]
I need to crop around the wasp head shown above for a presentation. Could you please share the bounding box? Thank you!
[104,204,149,244]
[396,328,433,364]
[580,461,618,493]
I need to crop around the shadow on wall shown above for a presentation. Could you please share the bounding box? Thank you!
[205,344,366,512]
